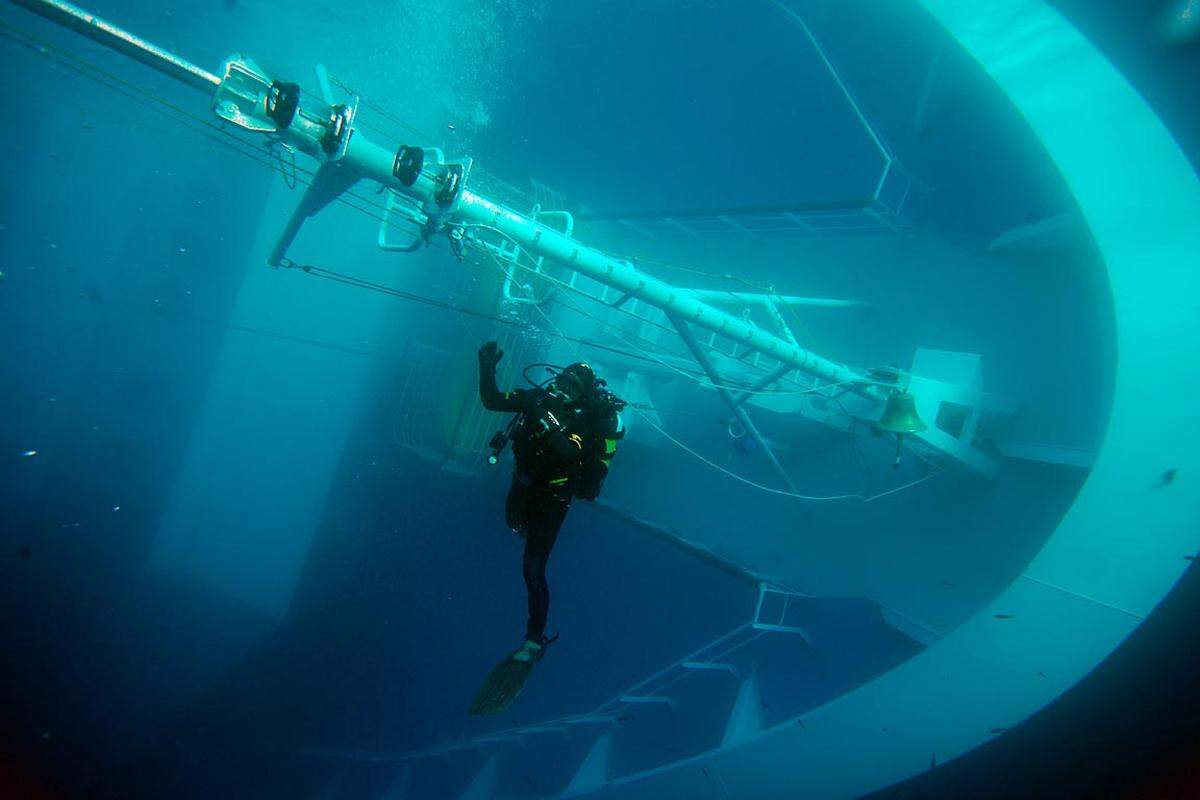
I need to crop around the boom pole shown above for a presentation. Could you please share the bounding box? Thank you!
[8,0,220,93]
[5,0,885,407]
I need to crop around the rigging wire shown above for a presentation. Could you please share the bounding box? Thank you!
[461,224,696,344]
[615,252,838,358]
[6,11,846,365]
[292,261,705,371]
[6,13,840,400]
[431,224,837,399]
[4,16,704,381]
[0,17,444,251]
[5,15,940,502]
[585,241,843,357]
[474,246,941,503]
[553,279,867,399]
[265,136,299,190]
[327,73,437,143]
[461,223,866,398]
[467,221,816,377]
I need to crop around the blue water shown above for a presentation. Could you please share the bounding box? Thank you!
[2,1,1191,798]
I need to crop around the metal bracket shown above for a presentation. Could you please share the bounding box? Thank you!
[213,57,278,133]
[752,584,810,639]
[378,191,427,253]
[320,100,358,160]
[669,313,799,493]
[496,206,572,305]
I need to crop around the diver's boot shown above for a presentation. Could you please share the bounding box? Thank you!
[469,635,557,715]
[511,638,544,663]
[512,633,558,663]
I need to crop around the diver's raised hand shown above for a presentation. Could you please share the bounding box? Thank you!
[478,341,504,368]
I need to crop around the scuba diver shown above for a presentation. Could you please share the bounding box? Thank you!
[468,340,625,715]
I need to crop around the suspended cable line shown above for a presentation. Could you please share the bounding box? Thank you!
[491,248,939,503]
[5,14,836,395]
[4,15,942,501]
[462,223,863,398]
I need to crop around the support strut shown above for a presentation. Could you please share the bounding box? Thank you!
[732,362,795,408]
[669,313,799,494]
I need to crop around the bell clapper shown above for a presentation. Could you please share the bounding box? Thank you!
[876,388,926,470]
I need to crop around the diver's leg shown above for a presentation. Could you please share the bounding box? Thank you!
[505,481,528,536]
[521,494,569,642]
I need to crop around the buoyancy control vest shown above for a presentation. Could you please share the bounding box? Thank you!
[493,389,624,498]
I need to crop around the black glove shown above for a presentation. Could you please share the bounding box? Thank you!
[478,341,503,368]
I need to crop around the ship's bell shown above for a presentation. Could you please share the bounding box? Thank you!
[876,391,927,434]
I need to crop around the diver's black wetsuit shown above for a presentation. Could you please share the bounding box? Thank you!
[478,350,613,643]
[505,478,569,641]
